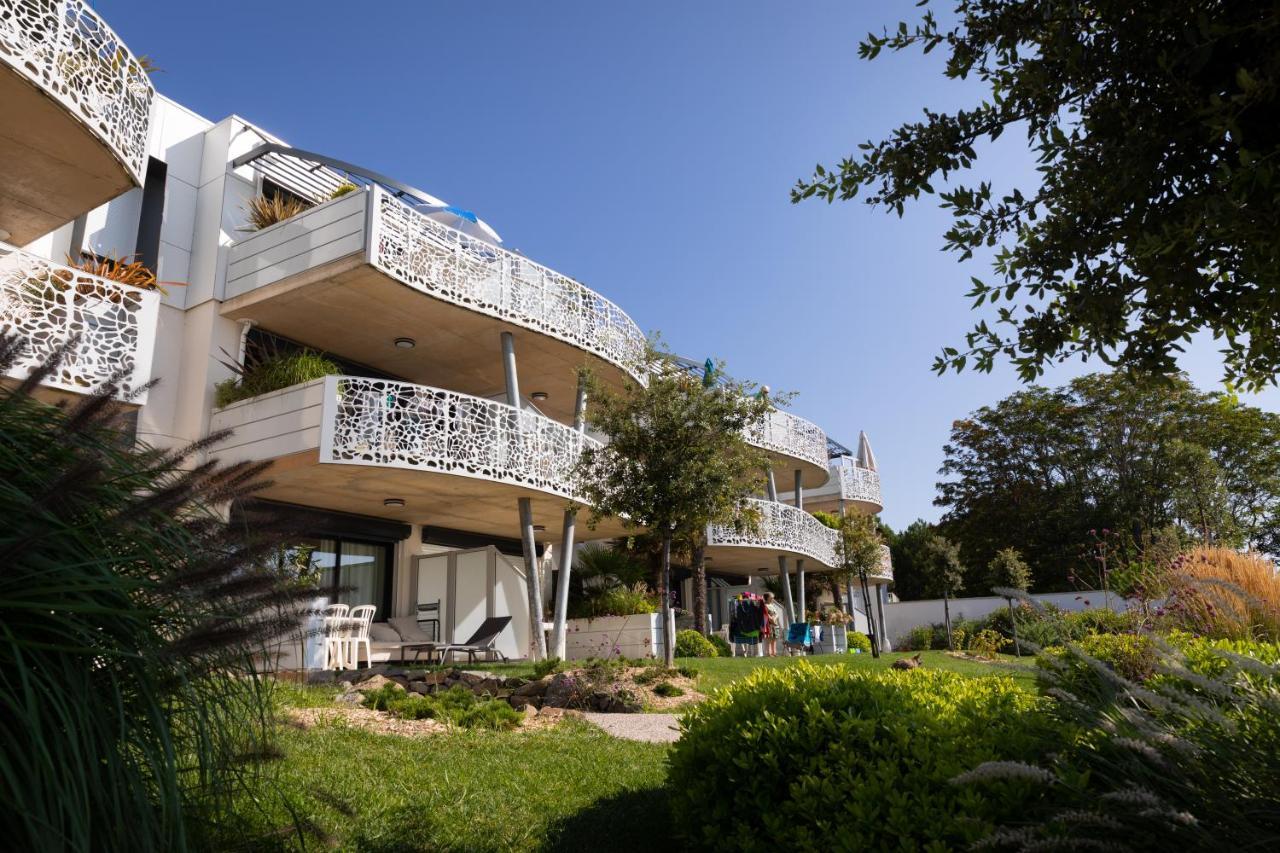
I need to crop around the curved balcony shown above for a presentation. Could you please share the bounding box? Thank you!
[0,0,153,244]
[746,408,829,490]
[705,498,839,575]
[1,244,158,401]
[209,375,630,539]
[222,187,647,424]
[781,458,883,515]
[869,544,893,583]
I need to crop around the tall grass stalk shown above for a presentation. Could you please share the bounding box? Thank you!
[0,333,315,852]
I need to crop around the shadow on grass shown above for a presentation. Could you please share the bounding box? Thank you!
[539,784,682,853]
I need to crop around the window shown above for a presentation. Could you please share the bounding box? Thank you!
[314,537,393,616]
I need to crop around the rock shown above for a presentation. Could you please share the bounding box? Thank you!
[408,681,433,695]
[538,706,567,719]
[504,677,529,689]
[458,670,504,687]
[508,695,539,711]
[520,705,538,722]
[542,673,579,708]
[334,688,364,705]
[416,671,448,686]
[353,674,403,693]
[512,678,549,698]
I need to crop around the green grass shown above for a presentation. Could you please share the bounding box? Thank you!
[456,650,1034,698]
[226,718,671,852]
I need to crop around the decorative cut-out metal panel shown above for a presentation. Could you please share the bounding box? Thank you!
[320,376,601,502]
[871,544,893,581]
[0,0,154,182]
[0,246,158,399]
[707,497,840,569]
[838,464,883,508]
[370,189,648,383]
[746,408,828,470]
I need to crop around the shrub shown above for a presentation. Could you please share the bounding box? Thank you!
[633,666,679,685]
[669,663,1060,851]
[67,252,175,292]
[532,657,565,680]
[1037,633,1158,695]
[566,582,657,619]
[653,682,685,698]
[214,350,341,407]
[328,182,359,199]
[242,194,310,231]
[361,685,520,730]
[967,629,1003,659]
[973,632,1280,850]
[847,630,872,654]
[675,629,719,658]
[901,624,935,651]
[707,633,731,657]
[0,335,312,851]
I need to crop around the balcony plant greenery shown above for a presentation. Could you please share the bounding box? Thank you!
[242,194,310,231]
[0,333,313,852]
[328,182,359,199]
[214,349,340,408]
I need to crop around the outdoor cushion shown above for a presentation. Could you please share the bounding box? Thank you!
[369,623,400,643]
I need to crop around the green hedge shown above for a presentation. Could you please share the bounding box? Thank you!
[847,630,872,653]
[668,663,1060,851]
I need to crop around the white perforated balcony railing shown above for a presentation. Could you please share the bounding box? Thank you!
[369,188,648,383]
[838,463,883,509]
[871,544,893,582]
[745,408,828,471]
[0,244,159,400]
[318,376,600,502]
[0,0,154,182]
[707,498,840,569]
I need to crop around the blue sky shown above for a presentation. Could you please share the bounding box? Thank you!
[101,1,1279,530]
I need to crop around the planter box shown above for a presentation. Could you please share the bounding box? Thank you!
[564,613,667,660]
[812,624,848,655]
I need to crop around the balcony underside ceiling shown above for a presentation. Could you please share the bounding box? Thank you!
[0,69,135,245]
[704,543,835,577]
[794,493,882,516]
[250,450,634,542]
[764,450,829,491]
[220,260,634,425]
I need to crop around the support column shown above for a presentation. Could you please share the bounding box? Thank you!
[519,497,547,660]
[765,467,778,502]
[550,376,588,659]
[793,469,804,510]
[796,558,806,623]
[501,331,520,406]
[778,555,795,625]
[875,584,890,652]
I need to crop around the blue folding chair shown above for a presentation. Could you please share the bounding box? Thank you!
[784,623,811,655]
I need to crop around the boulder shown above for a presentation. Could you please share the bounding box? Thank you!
[508,695,539,711]
[334,688,364,706]
[542,673,580,708]
[353,674,403,694]
[407,681,433,695]
[512,678,549,698]
[520,704,539,722]
[503,677,529,689]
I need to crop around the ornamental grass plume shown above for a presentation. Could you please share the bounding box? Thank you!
[0,333,317,852]
[1164,547,1280,640]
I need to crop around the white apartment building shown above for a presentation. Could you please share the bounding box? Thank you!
[0,0,890,663]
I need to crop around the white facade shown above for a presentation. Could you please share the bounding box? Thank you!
[0,0,890,663]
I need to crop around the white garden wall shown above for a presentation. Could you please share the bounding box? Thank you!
[564,613,669,660]
[884,590,1130,646]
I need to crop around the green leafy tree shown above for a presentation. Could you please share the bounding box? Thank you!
[937,372,1280,589]
[817,510,888,658]
[923,535,966,649]
[986,547,1030,594]
[883,518,941,601]
[575,349,771,664]
[794,1,1280,390]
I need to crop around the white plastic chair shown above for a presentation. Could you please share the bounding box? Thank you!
[345,605,377,669]
[322,603,350,670]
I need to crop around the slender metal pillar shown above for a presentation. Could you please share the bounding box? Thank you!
[847,580,858,628]
[875,584,890,652]
[796,558,806,623]
[519,497,547,660]
[778,555,795,625]
[793,469,804,510]
[765,467,778,502]
[501,331,520,406]
[550,377,588,659]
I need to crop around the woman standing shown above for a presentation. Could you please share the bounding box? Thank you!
[762,592,785,656]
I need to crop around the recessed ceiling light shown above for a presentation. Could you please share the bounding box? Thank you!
[530,391,549,401]
[383,498,406,507]
[393,337,415,349]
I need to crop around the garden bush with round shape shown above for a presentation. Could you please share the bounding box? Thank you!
[707,633,731,657]
[674,629,719,658]
[668,662,1060,851]
[846,630,872,654]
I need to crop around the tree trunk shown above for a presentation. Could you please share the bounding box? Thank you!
[943,589,953,651]
[692,542,708,634]
[1007,598,1022,657]
[661,533,675,666]
[859,571,880,659]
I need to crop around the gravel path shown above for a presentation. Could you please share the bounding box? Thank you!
[581,712,681,744]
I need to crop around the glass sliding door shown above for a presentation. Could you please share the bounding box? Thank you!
[316,537,393,616]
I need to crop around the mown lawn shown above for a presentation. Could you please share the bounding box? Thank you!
[224,716,672,852]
